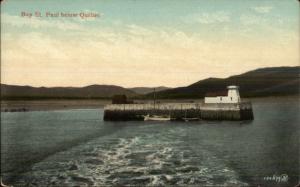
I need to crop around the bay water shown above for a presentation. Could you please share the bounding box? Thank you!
[1,97,299,186]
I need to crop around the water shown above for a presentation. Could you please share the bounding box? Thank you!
[1,97,299,186]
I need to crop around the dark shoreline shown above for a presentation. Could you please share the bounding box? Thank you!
[0,99,111,112]
[1,95,298,112]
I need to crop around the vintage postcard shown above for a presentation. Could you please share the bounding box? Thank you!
[1,0,299,186]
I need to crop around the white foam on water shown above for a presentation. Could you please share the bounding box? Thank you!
[13,126,249,187]
[148,175,165,186]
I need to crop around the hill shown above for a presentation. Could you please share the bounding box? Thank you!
[1,66,298,100]
[0,84,137,100]
[128,86,170,94]
[147,66,300,99]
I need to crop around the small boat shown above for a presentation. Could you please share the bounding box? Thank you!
[144,114,171,121]
[144,89,171,121]
[182,109,199,121]
[182,117,199,122]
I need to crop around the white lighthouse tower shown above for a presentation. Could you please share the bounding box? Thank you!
[204,85,241,104]
[226,85,241,103]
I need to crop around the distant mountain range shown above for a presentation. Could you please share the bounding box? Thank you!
[147,66,299,99]
[0,84,137,100]
[1,66,299,100]
[128,86,170,94]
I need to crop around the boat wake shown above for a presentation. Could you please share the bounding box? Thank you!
[13,125,249,186]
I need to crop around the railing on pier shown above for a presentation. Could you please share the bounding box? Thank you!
[104,103,200,111]
[104,102,252,111]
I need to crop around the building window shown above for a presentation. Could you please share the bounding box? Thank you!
[231,97,232,101]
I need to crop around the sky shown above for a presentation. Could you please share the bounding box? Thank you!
[1,0,299,87]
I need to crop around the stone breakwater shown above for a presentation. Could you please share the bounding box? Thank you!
[103,102,254,121]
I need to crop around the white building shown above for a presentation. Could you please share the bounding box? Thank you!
[204,85,241,104]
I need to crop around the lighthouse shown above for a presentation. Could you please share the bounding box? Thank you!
[204,85,241,104]
[104,84,253,121]
[227,85,241,103]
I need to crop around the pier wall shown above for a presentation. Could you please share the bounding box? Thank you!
[104,102,253,121]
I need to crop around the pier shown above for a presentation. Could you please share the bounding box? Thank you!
[104,86,254,121]
[103,102,254,121]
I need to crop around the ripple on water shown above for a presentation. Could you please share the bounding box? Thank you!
[14,128,249,186]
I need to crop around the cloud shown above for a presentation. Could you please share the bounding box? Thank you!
[127,24,154,36]
[252,6,273,14]
[185,11,231,24]
[240,14,266,25]
[1,22,298,87]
